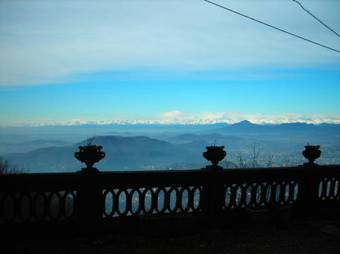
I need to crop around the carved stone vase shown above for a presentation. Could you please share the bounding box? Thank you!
[302,145,321,165]
[203,146,226,167]
[75,145,105,173]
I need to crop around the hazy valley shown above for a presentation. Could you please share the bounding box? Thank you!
[1,121,340,172]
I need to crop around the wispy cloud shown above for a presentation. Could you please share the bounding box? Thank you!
[1,0,339,85]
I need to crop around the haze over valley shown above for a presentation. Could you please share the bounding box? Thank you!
[1,121,340,172]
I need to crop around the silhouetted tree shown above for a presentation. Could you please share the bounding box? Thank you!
[237,153,247,168]
[250,144,260,168]
[235,144,261,168]
[266,154,275,167]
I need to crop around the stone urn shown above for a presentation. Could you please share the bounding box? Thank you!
[75,145,105,172]
[302,145,321,165]
[203,146,226,167]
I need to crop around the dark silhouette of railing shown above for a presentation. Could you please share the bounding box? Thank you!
[1,145,340,235]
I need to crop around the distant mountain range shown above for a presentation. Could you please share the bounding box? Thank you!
[213,121,340,142]
[5,136,205,172]
[2,121,340,172]
[217,120,340,133]
[0,139,70,154]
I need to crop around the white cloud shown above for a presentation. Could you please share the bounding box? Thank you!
[0,0,340,85]
[159,110,189,122]
[4,110,340,126]
[156,111,340,124]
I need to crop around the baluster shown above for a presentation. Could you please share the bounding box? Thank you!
[187,187,194,212]
[240,184,248,208]
[320,178,328,199]
[164,187,171,213]
[175,188,181,213]
[269,182,277,206]
[329,178,336,199]
[229,185,237,209]
[151,188,158,214]
[288,182,296,203]
[112,190,119,216]
[125,189,132,216]
[279,182,286,206]
[259,183,267,207]
[249,184,257,208]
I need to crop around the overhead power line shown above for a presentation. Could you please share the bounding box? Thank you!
[292,0,340,39]
[203,0,340,54]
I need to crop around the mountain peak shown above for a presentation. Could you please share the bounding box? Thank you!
[233,120,254,126]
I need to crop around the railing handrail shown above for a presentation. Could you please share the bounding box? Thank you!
[1,163,340,235]
[1,164,340,181]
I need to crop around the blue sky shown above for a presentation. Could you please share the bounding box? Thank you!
[1,0,340,125]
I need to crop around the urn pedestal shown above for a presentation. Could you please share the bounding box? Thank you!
[302,145,321,166]
[203,146,226,170]
[75,145,105,173]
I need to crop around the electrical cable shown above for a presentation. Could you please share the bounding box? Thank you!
[292,0,340,39]
[203,0,340,54]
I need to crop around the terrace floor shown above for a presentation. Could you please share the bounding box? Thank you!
[5,218,340,254]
